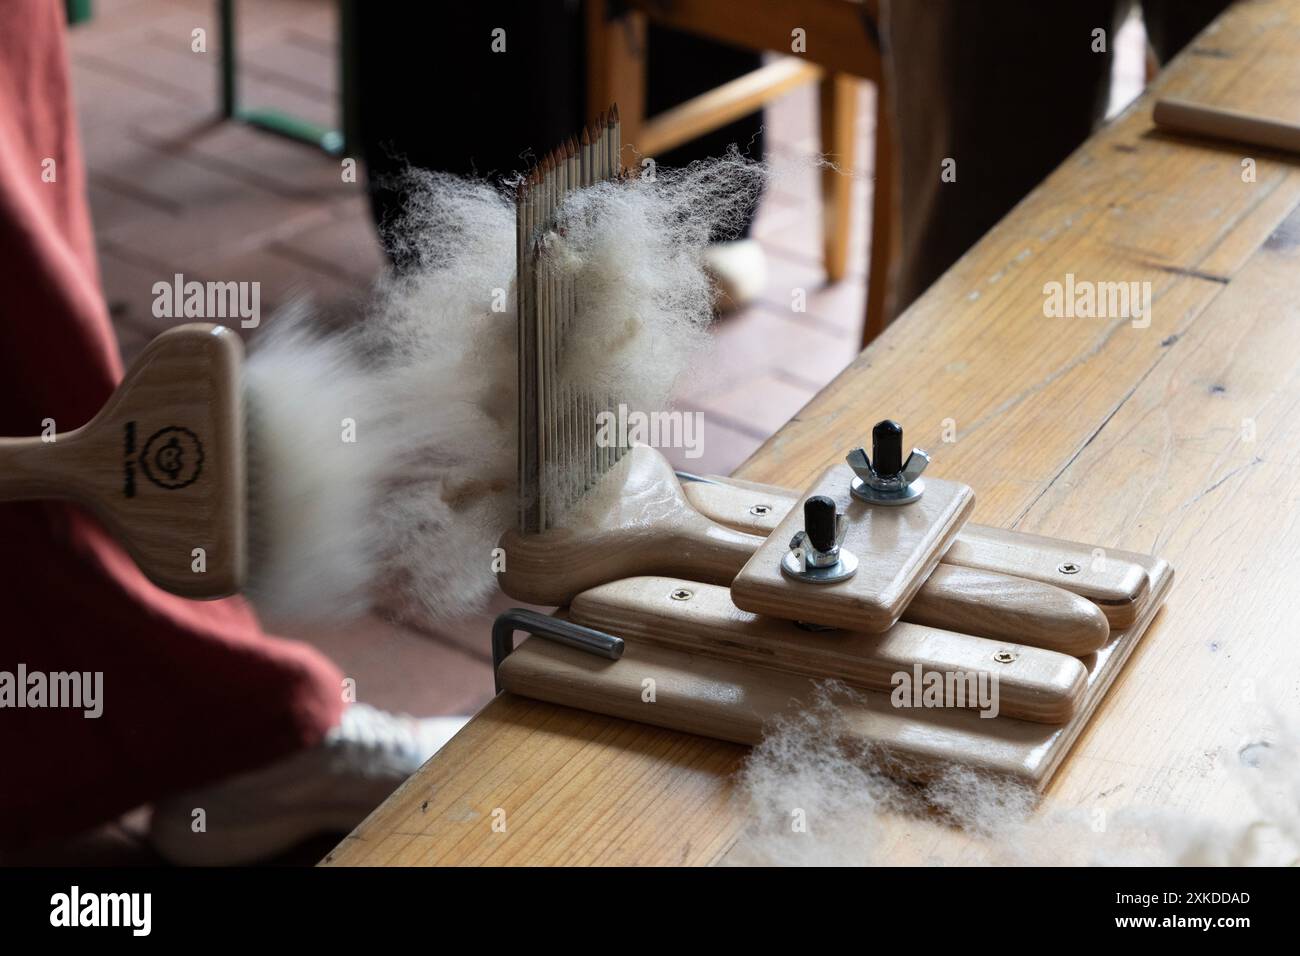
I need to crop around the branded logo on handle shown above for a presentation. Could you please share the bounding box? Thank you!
[139,426,204,490]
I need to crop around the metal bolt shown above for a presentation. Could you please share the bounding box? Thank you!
[993,650,1018,664]
[749,504,771,516]
[670,588,693,601]
[1058,562,1080,575]
[803,496,838,555]
[846,420,930,506]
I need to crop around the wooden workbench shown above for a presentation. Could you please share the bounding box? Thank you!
[324,0,1300,866]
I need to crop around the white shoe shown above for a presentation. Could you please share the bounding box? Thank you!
[703,238,767,312]
[148,704,466,865]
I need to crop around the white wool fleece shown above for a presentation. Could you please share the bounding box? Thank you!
[242,157,764,626]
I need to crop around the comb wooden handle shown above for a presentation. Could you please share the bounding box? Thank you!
[0,435,81,500]
[498,448,1109,653]
[905,565,1107,656]
[681,477,1148,628]
[498,511,761,605]
[0,324,245,597]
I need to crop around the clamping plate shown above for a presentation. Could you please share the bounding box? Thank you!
[731,463,975,633]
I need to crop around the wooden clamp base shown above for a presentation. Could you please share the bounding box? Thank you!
[496,555,1172,790]
[569,576,1087,723]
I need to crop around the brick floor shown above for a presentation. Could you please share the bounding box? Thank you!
[41,0,1147,864]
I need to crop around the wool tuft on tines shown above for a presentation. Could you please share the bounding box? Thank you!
[243,153,764,627]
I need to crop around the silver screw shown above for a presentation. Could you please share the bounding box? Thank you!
[993,650,1018,664]
[1058,562,1080,575]
[750,504,771,516]
[670,588,693,601]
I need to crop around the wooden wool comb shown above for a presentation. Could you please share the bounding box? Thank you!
[499,111,1117,654]
[491,113,1174,790]
[516,106,625,533]
[494,425,1174,786]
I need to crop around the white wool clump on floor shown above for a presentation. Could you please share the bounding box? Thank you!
[243,158,763,625]
[728,684,1300,866]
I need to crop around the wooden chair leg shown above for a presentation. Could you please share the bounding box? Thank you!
[586,2,646,171]
[819,73,857,283]
[641,58,822,158]
[863,78,895,346]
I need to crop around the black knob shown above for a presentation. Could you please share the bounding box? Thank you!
[872,420,904,476]
[804,495,837,552]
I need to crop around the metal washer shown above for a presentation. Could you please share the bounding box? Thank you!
[849,475,925,506]
[781,547,859,584]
